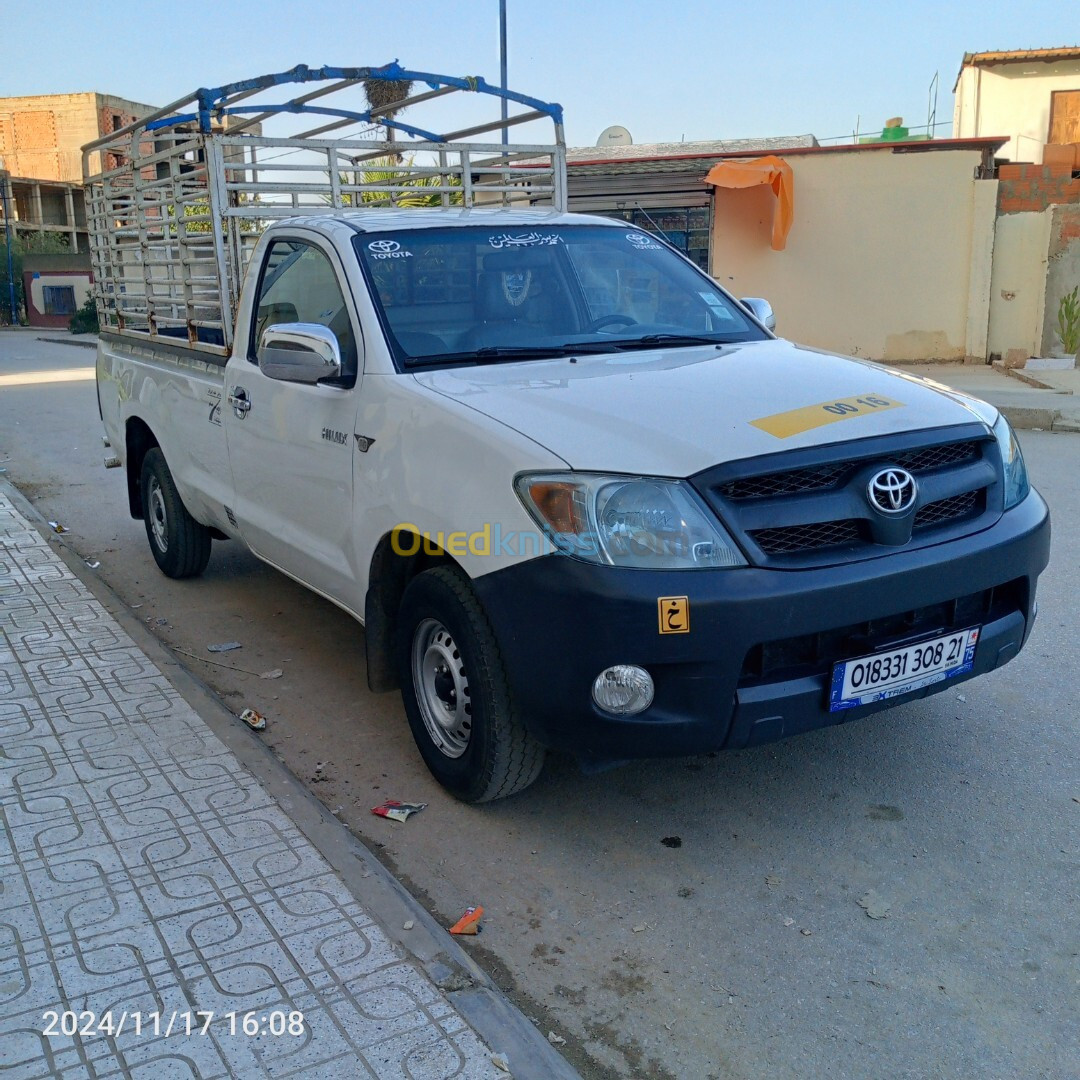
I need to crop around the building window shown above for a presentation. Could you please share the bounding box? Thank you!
[42,286,77,316]
[602,206,712,271]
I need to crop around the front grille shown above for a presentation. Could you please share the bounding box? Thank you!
[721,462,851,500]
[698,430,997,564]
[751,519,861,555]
[720,439,980,501]
[896,441,979,472]
[739,579,1026,683]
[913,490,981,529]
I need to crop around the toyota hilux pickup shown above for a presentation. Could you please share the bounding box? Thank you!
[86,65,1050,801]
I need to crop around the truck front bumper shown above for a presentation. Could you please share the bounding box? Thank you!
[472,490,1050,767]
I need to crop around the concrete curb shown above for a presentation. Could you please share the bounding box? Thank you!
[991,401,1080,433]
[35,334,98,350]
[2,479,582,1080]
[995,404,1061,430]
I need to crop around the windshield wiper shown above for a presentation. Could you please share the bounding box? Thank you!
[609,333,730,350]
[406,344,590,367]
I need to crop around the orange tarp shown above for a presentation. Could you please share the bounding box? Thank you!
[704,155,794,251]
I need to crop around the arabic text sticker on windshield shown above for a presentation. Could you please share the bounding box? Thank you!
[488,232,562,249]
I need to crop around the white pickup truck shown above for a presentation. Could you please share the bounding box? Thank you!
[88,66,1050,801]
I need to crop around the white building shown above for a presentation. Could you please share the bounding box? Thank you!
[953,47,1080,163]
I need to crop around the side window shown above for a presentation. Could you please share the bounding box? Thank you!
[251,240,358,383]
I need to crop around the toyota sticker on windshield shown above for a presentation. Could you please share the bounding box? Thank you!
[625,232,662,250]
[367,240,413,260]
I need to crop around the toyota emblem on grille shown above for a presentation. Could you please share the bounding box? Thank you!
[867,468,917,514]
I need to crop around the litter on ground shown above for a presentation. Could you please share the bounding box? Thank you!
[371,800,427,823]
[239,708,266,731]
[449,906,483,935]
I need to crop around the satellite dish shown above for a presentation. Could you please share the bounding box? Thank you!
[597,125,632,147]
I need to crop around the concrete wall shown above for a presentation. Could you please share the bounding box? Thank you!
[1042,204,1080,356]
[710,147,996,362]
[954,60,1080,162]
[986,167,1080,362]
[987,209,1053,364]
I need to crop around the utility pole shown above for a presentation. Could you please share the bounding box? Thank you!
[0,167,16,325]
[499,0,508,146]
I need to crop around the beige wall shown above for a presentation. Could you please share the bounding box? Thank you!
[710,148,996,362]
[954,60,1080,162]
[29,273,92,312]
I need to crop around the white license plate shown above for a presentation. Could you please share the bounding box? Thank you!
[829,627,980,711]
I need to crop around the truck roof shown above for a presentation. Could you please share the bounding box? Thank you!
[278,208,625,233]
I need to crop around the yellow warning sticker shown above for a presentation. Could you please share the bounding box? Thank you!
[658,596,690,635]
[751,393,905,439]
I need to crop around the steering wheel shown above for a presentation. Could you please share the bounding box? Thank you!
[586,313,638,332]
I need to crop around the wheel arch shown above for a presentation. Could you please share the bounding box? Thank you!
[364,529,462,693]
[125,417,160,519]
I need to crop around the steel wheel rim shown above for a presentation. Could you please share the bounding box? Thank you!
[411,618,472,758]
[148,478,168,553]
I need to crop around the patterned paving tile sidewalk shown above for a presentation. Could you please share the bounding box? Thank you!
[0,491,503,1079]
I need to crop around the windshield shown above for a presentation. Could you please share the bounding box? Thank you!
[353,224,768,367]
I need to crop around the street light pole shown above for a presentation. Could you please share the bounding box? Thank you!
[0,170,16,326]
[499,0,508,146]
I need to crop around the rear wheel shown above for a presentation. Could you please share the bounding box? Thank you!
[397,566,545,802]
[140,448,212,579]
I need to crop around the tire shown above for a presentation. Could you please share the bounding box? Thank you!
[140,447,212,579]
[397,565,545,802]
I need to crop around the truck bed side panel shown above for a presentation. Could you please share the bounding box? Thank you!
[96,336,234,535]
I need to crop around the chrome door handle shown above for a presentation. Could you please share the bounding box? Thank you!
[228,387,251,417]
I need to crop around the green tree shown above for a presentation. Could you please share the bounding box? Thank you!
[332,156,463,208]
[69,293,99,335]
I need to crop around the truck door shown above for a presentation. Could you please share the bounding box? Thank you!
[223,235,364,612]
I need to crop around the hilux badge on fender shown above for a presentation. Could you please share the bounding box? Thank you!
[867,468,917,514]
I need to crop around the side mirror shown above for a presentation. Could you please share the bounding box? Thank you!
[740,297,776,333]
[258,323,342,384]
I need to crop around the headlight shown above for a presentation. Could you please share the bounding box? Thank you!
[514,473,747,569]
[992,413,1029,509]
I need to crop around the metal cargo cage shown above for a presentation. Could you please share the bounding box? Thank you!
[82,63,567,357]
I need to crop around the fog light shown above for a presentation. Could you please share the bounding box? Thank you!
[592,665,654,716]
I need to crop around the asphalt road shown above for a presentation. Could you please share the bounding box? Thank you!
[2,330,1077,1080]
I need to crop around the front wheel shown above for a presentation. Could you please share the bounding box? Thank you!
[397,566,545,802]
[140,447,212,579]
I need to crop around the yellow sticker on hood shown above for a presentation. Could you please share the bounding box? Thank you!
[751,393,904,438]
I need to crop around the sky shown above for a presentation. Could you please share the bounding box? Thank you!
[3,0,1078,148]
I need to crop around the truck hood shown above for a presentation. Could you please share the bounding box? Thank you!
[413,339,996,475]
